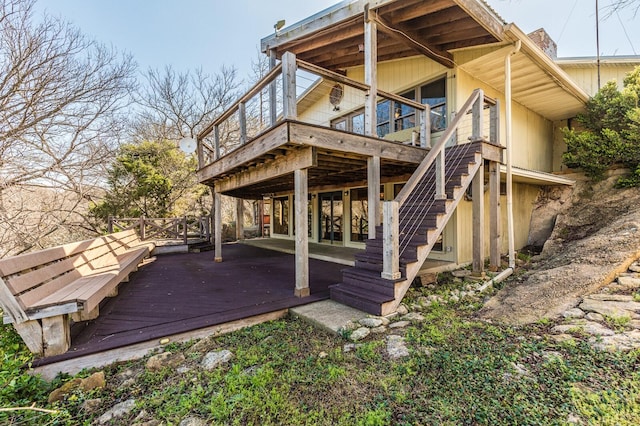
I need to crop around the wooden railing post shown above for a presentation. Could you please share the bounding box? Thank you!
[421,104,430,148]
[281,51,297,120]
[471,89,485,142]
[140,216,146,240]
[107,216,113,234]
[490,99,500,145]
[269,49,278,126]
[381,201,400,280]
[183,216,188,245]
[196,137,204,169]
[435,150,446,200]
[239,102,247,145]
[214,125,221,160]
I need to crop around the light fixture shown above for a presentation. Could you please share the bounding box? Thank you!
[178,137,197,154]
[274,20,286,33]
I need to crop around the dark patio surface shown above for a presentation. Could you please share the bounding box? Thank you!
[34,243,344,366]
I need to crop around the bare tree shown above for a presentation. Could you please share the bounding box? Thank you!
[0,0,136,256]
[605,0,640,17]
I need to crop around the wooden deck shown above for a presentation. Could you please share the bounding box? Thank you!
[32,243,344,367]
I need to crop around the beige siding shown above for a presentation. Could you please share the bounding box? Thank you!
[560,65,636,96]
[454,182,540,264]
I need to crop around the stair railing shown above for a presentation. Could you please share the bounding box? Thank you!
[382,89,496,280]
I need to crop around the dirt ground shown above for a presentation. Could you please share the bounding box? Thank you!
[479,172,640,325]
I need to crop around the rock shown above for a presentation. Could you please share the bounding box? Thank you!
[188,336,214,354]
[341,320,360,332]
[567,413,583,424]
[98,399,136,424]
[81,398,102,413]
[630,320,640,329]
[343,343,357,352]
[135,421,161,426]
[629,262,640,273]
[541,351,563,362]
[177,366,191,374]
[122,378,137,388]
[359,317,383,328]
[48,378,82,403]
[146,352,185,372]
[388,320,410,329]
[512,362,530,376]
[379,316,390,326]
[396,304,409,315]
[588,294,634,302]
[585,312,605,322]
[201,350,233,370]
[579,298,640,319]
[386,335,410,359]
[449,294,460,303]
[552,320,615,336]
[350,327,370,341]
[318,351,328,358]
[401,312,425,322]
[418,272,437,285]
[370,326,387,334]
[179,416,208,426]
[80,371,106,392]
[562,308,585,319]
[549,333,575,344]
[618,276,640,289]
[591,330,640,352]
[452,269,471,278]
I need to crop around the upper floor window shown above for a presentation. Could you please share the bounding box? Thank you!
[330,76,447,138]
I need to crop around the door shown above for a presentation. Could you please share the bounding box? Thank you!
[319,191,343,244]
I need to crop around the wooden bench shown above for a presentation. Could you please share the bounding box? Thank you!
[0,229,155,357]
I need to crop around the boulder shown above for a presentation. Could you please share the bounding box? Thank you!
[350,327,370,342]
[359,317,383,328]
[146,352,185,372]
[201,349,233,370]
[97,399,136,424]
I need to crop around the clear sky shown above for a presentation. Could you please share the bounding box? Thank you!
[34,0,639,80]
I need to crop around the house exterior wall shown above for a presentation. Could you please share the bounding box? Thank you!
[559,64,636,94]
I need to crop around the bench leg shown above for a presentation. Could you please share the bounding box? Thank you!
[13,320,44,356]
[72,305,99,322]
[42,315,70,357]
[108,285,119,297]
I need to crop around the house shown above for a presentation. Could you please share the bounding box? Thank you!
[195,0,640,315]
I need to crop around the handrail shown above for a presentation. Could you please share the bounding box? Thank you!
[198,63,283,140]
[394,89,483,206]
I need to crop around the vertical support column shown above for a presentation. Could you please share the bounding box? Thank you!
[236,198,244,240]
[239,102,247,145]
[381,201,400,280]
[434,150,446,200]
[214,125,221,160]
[472,160,485,277]
[214,191,222,262]
[489,161,502,271]
[269,49,278,126]
[490,99,500,145]
[294,169,309,297]
[42,315,70,357]
[471,89,485,142]
[364,6,377,137]
[367,156,380,239]
[196,137,204,169]
[281,51,297,120]
[420,105,430,148]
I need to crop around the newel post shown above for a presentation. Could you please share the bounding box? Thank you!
[420,104,430,148]
[239,102,247,145]
[381,201,401,280]
[434,149,446,200]
[471,89,485,142]
[490,99,500,145]
[281,51,297,120]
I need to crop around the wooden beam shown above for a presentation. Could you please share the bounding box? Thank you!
[294,169,309,297]
[214,192,222,262]
[381,201,400,279]
[385,0,453,23]
[0,276,28,324]
[215,147,317,194]
[368,156,381,239]
[452,0,505,40]
[372,13,454,68]
[471,160,485,277]
[489,161,501,271]
[13,320,43,355]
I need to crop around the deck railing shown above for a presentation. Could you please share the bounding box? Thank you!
[196,52,433,169]
[381,89,500,279]
[108,216,212,244]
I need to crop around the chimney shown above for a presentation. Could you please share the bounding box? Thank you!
[527,28,557,59]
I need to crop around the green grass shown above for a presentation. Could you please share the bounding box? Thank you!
[2,287,640,425]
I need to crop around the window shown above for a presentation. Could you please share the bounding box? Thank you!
[273,196,289,235]
[330,76,447,137]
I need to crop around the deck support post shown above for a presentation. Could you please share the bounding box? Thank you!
[472,160,485,277]
[214,191,222,262]
[294,169,309,297]
[236,198,244,240]
[364,5,377,138]
[367,156,380,239]
[489,161,502,271]
[42,315,70,357]
[269,49,277,126]
[282,51,297,120]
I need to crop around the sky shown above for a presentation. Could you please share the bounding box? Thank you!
[34,0,640,80]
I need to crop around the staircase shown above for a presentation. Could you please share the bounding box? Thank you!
[330,89,499,315]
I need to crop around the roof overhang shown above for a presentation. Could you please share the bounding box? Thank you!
[261,0,504,71]
[459,24,589,121]
[500,165,575,186]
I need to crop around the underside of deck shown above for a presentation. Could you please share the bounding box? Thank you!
[32,244,344,367]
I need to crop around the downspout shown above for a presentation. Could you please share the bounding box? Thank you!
[505,39,521,269]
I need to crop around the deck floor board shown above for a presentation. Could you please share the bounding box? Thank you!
[35,243,343,366]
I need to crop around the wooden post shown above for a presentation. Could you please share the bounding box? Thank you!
[236,198,244,241]
[489,161,502,271]
[13,320,44,355]
[183,216,188,245]
[364,6,377,137]
[282,51,297,120]
[140,216,146,240]
[214,191,222,262]
[294,169,309,297]
[214,125,221,160]
[490,99,500,145]
[434,150,446,200]
[196,137,204,169]
[381,201,400,280]
[108,216,113,233]
[471,89,485,142]
[269,49,277,126]
[472,160,485,277]
[367,156,380,239]
[239,102,247,145]
[420,105,430,148]
[42,315,70,357]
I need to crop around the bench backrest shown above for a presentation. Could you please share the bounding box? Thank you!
[0,230,143,319]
